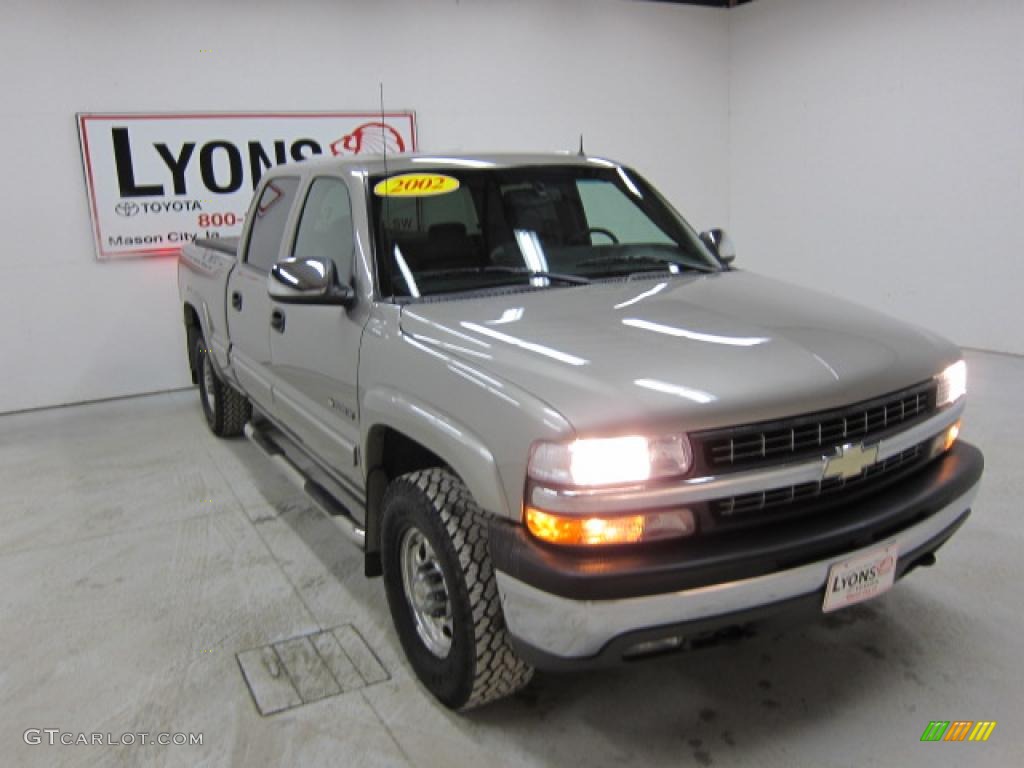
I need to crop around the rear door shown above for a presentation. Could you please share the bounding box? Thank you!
[267,175,366,492]
[226,176,301,412]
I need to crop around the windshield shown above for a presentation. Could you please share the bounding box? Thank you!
[369,164,720,299]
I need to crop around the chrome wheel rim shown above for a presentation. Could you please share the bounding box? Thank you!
[399,527,453,658]
[201,353,217,415]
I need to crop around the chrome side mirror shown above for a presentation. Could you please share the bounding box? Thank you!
[700,228,736,266]
[268,257,355,306]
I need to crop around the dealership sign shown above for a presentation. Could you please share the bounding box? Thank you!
[77,112,417,259]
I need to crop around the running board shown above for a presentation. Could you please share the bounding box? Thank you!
[244,422,366,549]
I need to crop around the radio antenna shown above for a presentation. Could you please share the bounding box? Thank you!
[578,134,585,157]
[379,82,394,296]
[379,82,389,174]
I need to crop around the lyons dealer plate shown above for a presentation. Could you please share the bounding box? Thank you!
[823,544,899,613]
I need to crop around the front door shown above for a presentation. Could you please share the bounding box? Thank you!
[268,175,366,495]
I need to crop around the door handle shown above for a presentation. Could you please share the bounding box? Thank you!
[231,291,243,311]
[270,309,286,333]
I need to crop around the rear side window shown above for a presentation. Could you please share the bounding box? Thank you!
[245,177,300,271]
[292,178,355,279]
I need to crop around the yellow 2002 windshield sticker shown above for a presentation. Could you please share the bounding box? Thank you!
[373,173,459,197]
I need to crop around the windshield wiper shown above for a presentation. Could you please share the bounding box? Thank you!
[431,266,592,285]
[576,254,715,274]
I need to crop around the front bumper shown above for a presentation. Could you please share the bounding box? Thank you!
[490,441,983,667]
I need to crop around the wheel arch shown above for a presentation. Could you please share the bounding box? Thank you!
[183,302,203,384]
[361,388,511,577]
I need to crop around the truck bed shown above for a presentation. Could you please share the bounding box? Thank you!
[194,236,239,256]
[178,237,239,382]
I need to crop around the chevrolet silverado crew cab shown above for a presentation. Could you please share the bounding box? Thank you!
[178,153,983,710]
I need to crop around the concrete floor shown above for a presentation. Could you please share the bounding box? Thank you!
[1,348,1020,767]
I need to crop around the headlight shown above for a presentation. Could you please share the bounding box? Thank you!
[528,434,692,487]
[936,359,967,407]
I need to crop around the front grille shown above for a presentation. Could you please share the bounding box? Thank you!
[712,441,928,521]
[700,381,936,471]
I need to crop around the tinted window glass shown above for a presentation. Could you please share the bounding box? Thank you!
[379,186,481,236]
[369,166,717,299]
[245,177,300,271]
[292,178,354,278]
[577,179,674,245]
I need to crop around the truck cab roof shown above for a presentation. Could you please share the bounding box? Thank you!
[263,151,620,179]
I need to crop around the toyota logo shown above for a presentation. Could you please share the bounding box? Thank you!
[115,201,140,217]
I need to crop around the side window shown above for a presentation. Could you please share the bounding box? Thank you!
[245,177,300,271]
[292,178,355,279]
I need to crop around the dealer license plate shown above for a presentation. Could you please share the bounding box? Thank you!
[822,544,899,613]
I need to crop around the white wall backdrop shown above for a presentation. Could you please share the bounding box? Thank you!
[2,0,1019,414]
[729,0,1024,355]
[0,0,730,413]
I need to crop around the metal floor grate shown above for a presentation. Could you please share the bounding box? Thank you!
[236,624,390,715]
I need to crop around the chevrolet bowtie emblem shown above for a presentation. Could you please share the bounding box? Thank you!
[823,442,879,480]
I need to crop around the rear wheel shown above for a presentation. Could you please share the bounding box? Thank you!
[381,468,533,710]
[195,336,250,437]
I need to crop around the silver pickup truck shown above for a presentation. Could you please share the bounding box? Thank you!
[178,153,983,710]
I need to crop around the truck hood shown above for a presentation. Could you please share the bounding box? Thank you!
[398,271,959,435]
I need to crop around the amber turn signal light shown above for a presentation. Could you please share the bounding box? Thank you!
[943,420,961,452]
[525,507,695,547]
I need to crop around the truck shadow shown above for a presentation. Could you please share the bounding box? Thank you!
[220,439,395,625]
[468,594,949,766]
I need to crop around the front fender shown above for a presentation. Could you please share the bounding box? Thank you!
[361,387,510,518]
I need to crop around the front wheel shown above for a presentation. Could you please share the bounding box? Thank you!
[195,335,250,437]
[381,468,533,710]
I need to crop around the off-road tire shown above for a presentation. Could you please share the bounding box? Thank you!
[195,335,250,437]
[381,468,533,710]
